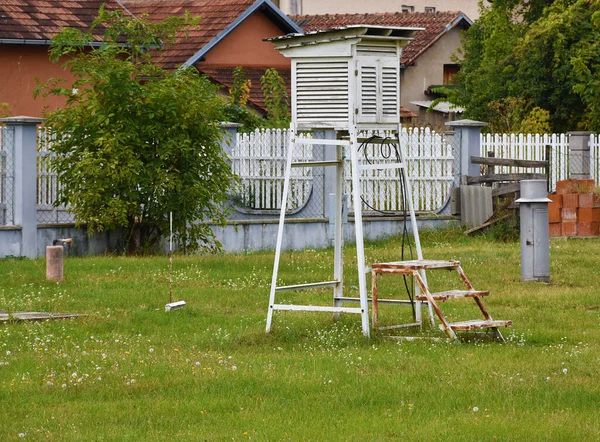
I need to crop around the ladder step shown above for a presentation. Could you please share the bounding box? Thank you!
[275,280,340,292]
[378,322,421,331]
[372,260,460,272]
[415,290,489,301]
[359,162,405,171]
[335,297,420,305]
[442,319,513,332]
[271,304,362,314]
[291,138,350,146]
[292,160,342,168]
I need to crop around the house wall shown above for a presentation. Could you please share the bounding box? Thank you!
[0,45,73,118]
[201,12,290,68]
[400,26,462,114]
[278,0,487,20]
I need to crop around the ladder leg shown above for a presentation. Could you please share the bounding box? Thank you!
[414,271,459,341]
[372,271,379,329]
[333,143,345,319]
[397,123,434,326]
[350,133,370,337]
[457,265,505,342]
[266,130,295,333]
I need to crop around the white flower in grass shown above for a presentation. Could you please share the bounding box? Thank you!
[562,368,568,374]
[472,407,479,412]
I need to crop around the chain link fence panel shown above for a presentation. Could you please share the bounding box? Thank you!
[36,127,75,224]
[0,125,15,226]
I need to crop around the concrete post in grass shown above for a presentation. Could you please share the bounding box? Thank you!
[46,245,64,282]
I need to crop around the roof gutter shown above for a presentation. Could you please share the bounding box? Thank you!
[0,38,105,47]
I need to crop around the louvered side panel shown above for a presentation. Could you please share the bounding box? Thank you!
[356,43,397,58]
[381,63,399,119]
[295,60,349,126]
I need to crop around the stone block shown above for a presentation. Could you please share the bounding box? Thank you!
[561,221,577,236]
[577,222,600,237]
[562,193,579,208]
[549,223,562,237]
[561,207,578,222]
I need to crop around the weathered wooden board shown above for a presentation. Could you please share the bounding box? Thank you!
[0,311,85,322]
[466,173,546,184]
[471,156,549,168]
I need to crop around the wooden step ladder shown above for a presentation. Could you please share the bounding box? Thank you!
[371,259,512,342]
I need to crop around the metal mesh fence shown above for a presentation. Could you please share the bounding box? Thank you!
[0,125,15,226]
[36,127,74,224]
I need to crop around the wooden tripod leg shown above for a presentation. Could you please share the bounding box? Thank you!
[372,271,379,330]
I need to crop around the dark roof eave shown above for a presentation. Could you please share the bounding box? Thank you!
[0,38,109,46]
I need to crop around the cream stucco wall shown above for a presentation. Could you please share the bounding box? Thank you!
[0,45,73,118]
[400,26,462,113]
[279,0,487,20]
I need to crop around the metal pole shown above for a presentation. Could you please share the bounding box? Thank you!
[169,211,173,304]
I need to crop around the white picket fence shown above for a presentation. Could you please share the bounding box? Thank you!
[350,128,454,213]
[232,127,455,214]
[233,129,314,211]
[1,126,598,227]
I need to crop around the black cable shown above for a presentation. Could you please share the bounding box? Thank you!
[357,134,416,317]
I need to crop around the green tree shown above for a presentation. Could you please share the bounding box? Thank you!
[451,0,600,133]
[222,67,266,132]
[261,68,290,128]
[35,7,235,253]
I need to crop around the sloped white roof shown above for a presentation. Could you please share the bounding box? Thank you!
[411,101,465,114]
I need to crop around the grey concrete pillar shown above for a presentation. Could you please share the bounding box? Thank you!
[568,131,591,179]
[445,119,488,185]
[320,129,338,218]
[219,122,242,157]
[1,116,44,258]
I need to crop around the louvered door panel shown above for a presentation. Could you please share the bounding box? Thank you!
[358,62,377,123]
[355,42,400,125]
[295,60,349,125]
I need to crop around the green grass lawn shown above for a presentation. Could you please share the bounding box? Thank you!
[1,229,599,441]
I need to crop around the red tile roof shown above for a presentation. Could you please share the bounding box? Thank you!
[292,11,470,66]
[121,0,259,69]
[400,106,417,119]
[198,65,290,112]
[0,0,131,41]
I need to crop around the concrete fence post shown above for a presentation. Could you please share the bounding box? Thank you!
[445,119,488,185]
[1,116,44,258]
[567,131,591,179]
[219,122,242,158]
